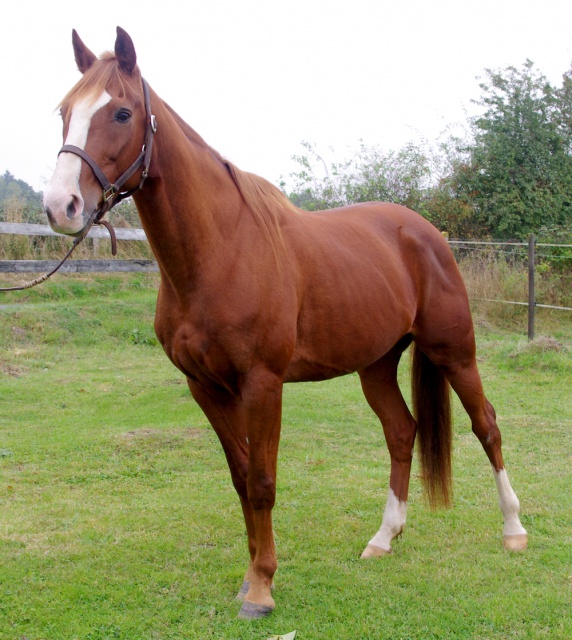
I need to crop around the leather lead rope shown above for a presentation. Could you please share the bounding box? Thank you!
[0,222,116,292]
[94,219,117,256]
[0,237,84,292]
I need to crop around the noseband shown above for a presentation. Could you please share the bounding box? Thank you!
[58,77,157,226]
[0,78,156,292]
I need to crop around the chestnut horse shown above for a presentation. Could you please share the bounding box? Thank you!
[43,28,527,619]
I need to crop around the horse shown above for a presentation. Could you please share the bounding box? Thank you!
[43,27,527,619]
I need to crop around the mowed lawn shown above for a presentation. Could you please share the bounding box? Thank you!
[0,277,571,639]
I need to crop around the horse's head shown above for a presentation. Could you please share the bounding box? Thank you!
[43,28,154,237]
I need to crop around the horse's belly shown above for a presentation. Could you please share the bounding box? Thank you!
[284,306,412,383]
[284,357,353,383]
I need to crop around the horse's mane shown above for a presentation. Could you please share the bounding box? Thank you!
[221,157,299,237]
[162,102,299,252]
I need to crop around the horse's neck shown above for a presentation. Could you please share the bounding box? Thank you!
[133,100,245,286]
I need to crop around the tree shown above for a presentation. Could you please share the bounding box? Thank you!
[281,141,433,215]
[450,61,572,238]
[555,64,572,154]
[0,171,44,223]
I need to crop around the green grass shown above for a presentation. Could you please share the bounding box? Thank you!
[1,276,571,639]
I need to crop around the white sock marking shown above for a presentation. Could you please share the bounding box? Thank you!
[368,489,407,552]
[494,468,527,537]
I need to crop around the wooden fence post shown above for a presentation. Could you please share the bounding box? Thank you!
[528,233,535,341]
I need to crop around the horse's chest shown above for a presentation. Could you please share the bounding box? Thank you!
[155,311,251,395]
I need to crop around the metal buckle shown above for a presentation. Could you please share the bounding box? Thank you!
[103,186,116,202]
[151,115,157,133]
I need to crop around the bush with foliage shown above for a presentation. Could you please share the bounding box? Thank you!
[282,60,572,241]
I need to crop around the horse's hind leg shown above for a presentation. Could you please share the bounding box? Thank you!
[417,334,527,551]
[358,337,417,558]
[450,361,527,549]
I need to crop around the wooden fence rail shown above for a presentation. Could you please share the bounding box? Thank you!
[0,222,147,241]
[0,259,158,274]
[0,222,155,274]
[2,224,571,339]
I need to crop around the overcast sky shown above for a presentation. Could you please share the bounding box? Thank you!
[2,0,572,192]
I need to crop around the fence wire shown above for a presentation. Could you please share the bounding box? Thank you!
[448,236,572,316]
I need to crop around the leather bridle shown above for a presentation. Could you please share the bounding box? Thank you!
[0,78,157,292]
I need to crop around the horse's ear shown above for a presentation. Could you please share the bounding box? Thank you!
[72,30,96,74]
[115,27,137,76]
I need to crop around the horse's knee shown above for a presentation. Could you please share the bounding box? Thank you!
[247,472,276,510]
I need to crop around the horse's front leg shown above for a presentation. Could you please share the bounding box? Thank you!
[236,367,283,619]
[188,369,283,619]
[186,380,257,601]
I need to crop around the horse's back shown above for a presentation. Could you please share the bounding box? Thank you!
[287,200,461,308]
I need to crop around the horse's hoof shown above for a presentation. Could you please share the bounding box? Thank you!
[503,533,528,551]
[238,600,274,619]
[360,543,390,559]
[236,581,250,601]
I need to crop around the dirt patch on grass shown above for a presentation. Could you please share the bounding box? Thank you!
[526,335,568,353]
[0,361,25,377]
[116,427,206,451]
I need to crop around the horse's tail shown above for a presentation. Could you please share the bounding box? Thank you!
[411,343,452,508]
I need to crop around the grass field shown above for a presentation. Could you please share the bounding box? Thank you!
[1,275,571,639]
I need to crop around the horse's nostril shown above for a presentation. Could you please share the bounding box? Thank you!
[66,200,76,220]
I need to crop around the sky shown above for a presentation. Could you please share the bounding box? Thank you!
[2,0,572,193]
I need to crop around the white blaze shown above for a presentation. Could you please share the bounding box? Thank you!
[44,91,112,222]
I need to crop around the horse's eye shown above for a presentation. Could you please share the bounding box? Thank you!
[115,109,132,123]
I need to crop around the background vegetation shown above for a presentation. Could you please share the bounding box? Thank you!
[279,60,572,243]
